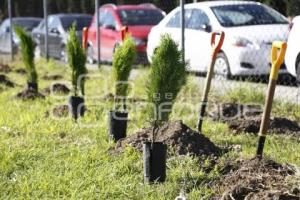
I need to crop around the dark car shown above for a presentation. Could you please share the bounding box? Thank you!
[0,17,42,53]
[33,13,92,61]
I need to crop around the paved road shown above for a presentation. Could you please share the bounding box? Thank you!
[87,64,299,104]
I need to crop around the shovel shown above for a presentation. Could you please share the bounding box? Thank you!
[197,31,225,133]
[256,41,287,158]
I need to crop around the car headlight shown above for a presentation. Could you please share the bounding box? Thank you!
[231,37,260,49]
[132,37,146,46]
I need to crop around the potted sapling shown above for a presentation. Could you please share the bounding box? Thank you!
[109,35,136,142]
[15,27,38,92]
[144,34,187,183]
[66,25,87,120]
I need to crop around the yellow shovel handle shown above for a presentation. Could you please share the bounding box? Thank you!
[270,41,287,80]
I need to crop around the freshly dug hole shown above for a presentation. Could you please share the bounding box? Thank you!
[0,74,15,87]
[16,89,45,100]
[42,74,63,80]
[209,103,262,121]
[213,158,299,200]
[116,120,224,158]
[0,64,12,73]
[43,83,70,95]
[228,116,300,135]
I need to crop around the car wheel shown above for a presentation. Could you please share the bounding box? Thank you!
[296,60,300,86]
[87,45,95,64]
[214,52,231,80]
[60,47,68,63]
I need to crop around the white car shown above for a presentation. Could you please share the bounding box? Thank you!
[147,1,289,78]
[285,16,300,84]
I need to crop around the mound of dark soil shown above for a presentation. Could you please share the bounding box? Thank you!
[43,83,70,95]
[213,158,299,200]
[42,74,63,80]
[209,103,262,122]
[52,105,69,118]
[14,68,26,74]
[116,121,223,158]
[228,116,300,135]
[0,74,15,87]
[0,64,12,73]
[16,89,45,100]
[102,93,146,103]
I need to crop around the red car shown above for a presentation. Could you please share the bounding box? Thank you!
[87,3,165,64]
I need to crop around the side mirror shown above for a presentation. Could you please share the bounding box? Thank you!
[201,24,212,32]
[50,27,60,35]
[5,27,10,33]
[103,24,116,31]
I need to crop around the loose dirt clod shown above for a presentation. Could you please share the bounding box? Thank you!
[228,116,300,135]
[42,74,64,80]
[43,83,70,95]
[212,158,299,200]
[0,64,12,73]
[0,74,15,87]
[116,120,224,157]
[16,89,45,100]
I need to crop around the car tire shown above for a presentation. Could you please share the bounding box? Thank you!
[87,45,95,64]
[296,59,300,86]
[213,52,231,80]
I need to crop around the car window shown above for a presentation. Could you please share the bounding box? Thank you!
[118,9,163,26]
[60,16,92,31]
[0,20,9,33]
[166,9,192,28]
[14,19,41,31]
[187,9,210,30]
[103,11,116,27]
[211,4,288,27]
[48,17,60,29]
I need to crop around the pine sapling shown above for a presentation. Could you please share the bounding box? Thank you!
[112,35,136,111]
[15,26,38,85]
[147,34,187,142]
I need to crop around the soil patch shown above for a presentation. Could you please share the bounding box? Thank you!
[228,116,300,135]
[14,68,26,74]
[102,93,146,103]
[43,83,70,95]
[16,89,45,100]
[0,64,12,73]
[52,105,69,118]
[42,74,64,80]
[0,74,15,87]
[213,158,299,200]
[116,120,224,158]
[209,103,262,122]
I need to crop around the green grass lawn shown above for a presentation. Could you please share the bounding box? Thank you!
[0,58,299,199]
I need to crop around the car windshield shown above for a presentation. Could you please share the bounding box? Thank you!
[60,16,92,30]
[211,4,288,27]
[117,9,164,26]
[14,19,41,31]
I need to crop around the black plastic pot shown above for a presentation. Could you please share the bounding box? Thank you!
[109,111,128,142]
[143,142,167,183]
[68,96,85,120]
[27,82,38,92]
